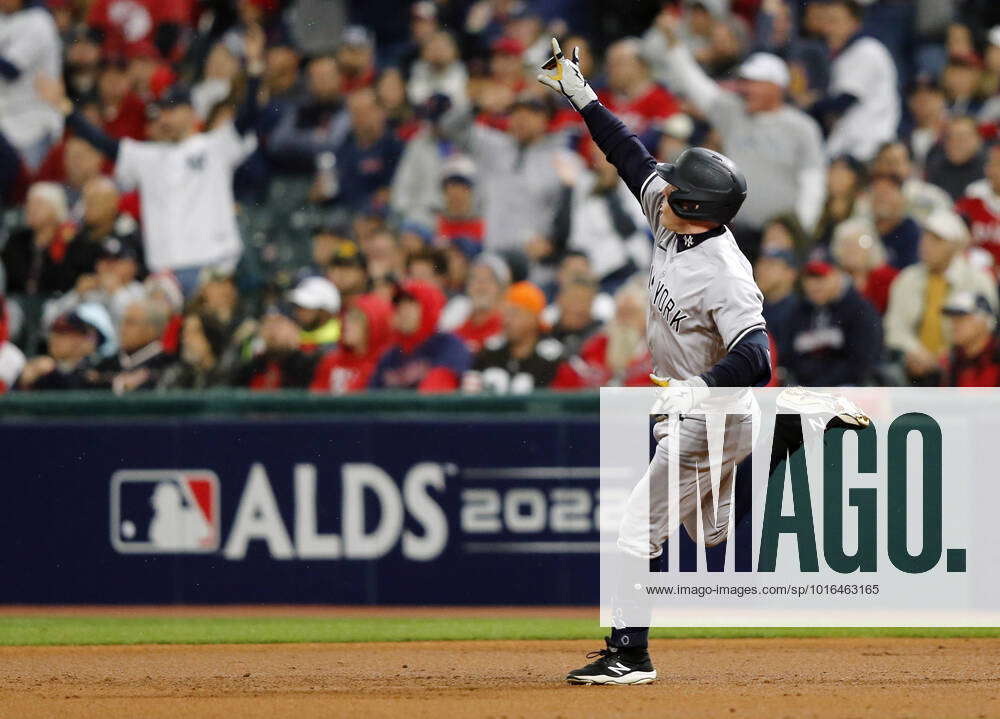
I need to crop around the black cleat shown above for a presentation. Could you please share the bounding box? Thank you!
[565,637,657,685]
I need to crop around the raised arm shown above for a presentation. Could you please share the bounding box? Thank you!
[579,104,656,200]
[537,38,655,200]
[640,12,723,114]
[233,24,265,136]
[65,113,120,159]
[35,73,120,159]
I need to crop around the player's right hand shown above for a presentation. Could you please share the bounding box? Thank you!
[537,37,598,112]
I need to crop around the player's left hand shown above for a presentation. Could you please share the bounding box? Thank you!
[650,374,710,416]
[537,37,598,111]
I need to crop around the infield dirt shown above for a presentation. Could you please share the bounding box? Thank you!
[2,637,1000,718]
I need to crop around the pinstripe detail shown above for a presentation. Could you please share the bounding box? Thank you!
[639,171,658,197]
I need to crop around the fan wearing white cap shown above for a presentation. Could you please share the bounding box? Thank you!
[288,276,342,351]
[642,13,826,239]
[942,290,1000,387]
[884,208,999,385]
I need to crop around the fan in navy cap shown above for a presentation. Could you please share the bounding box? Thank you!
[18,307,107,390]
[337,25,376,91]
[755,246,799,361]
[43,232,146,337]
[942,290,1000,387]
[99,235,139,262]
[327,238,370,309]
[95,236,145,316]
[154,85,192,110]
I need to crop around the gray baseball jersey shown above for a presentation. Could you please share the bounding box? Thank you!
[638,172,766,380]
[615,172,766,564]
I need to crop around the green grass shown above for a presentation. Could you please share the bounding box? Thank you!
[2,617,1000,646]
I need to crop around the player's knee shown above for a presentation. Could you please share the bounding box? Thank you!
[616,535,659,559]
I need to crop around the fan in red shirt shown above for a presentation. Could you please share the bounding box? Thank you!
[435,157,485,255]
[956,143,1000,271]
[830,217,900,315]
[941,291,1000,387]
[87,0,191,60]
[368,281,472,392]
[238,313,319,391]
[596,38,679,136]
[553,279,652,388]
[96,57,148,140]
[311,294,393,394]
[337,26,377,92]
[474,36,528,131]
[490,36,528,94]
[450,254,509,354]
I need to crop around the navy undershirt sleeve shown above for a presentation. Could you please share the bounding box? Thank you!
[700,329,772,388]
[153,22,181,59]
[579,101,656,201]
[65,111,120,160]
[809,92,858,126]
[0,56,21,81]
[233,75,262,136]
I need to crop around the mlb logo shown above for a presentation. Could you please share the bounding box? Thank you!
[110,470,220,554]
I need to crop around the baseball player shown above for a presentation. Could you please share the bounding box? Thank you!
[537,38,773,685]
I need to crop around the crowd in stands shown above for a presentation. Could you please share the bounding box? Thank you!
[3,0,1000,395]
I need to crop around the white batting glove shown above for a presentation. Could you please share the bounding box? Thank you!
[537,37,598,111]
[650,374,710,416]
